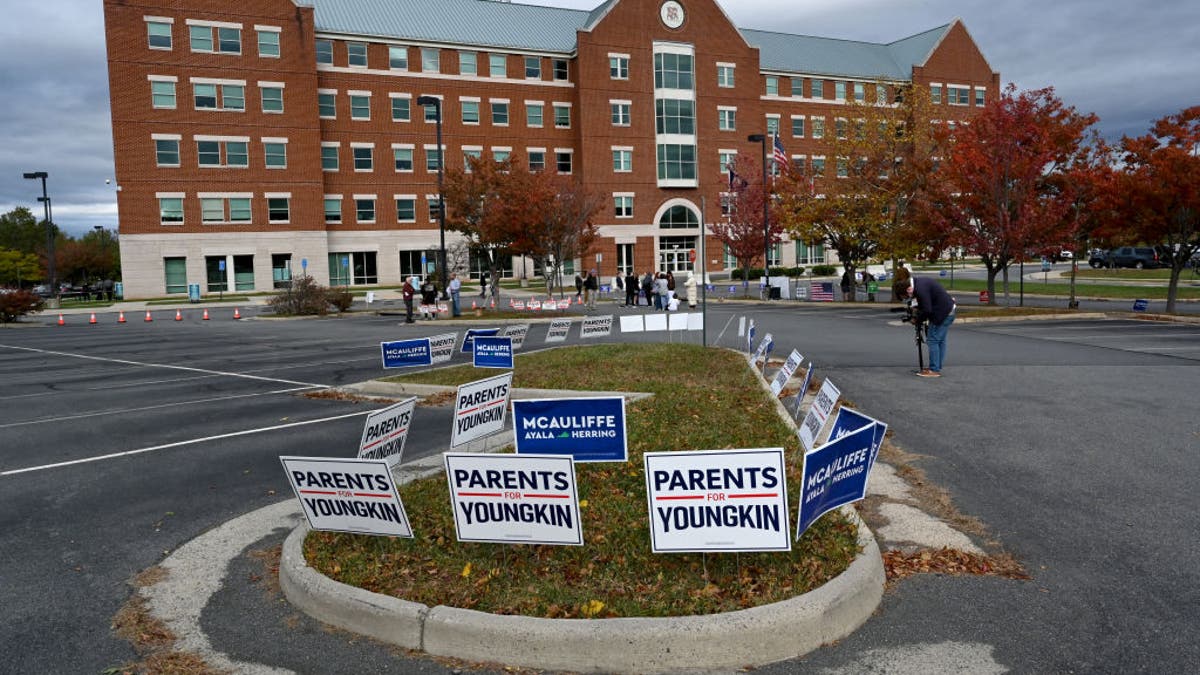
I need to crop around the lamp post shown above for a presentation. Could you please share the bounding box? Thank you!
[416,95,448,299]
[747,134,770,299]
[23,171,56,304]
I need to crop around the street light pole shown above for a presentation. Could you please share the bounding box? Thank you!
[23,171,55,303]
[417,95,448,299]
[747,134,770,299]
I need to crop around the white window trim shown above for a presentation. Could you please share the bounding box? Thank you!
[155,191,185,198]
[190,77,246,87]
[196,192,253,199]
[391,142,415,149]
[185,19,242,29]
[258,80,285,89]
[347,89,372,97]
[394,194,418,222]
[388,92,412,99]
[254,24,281,33]
[350,142,375,149]
[195,135,250,143]
[147,74,178,83]
[263,192,291,199]
[151,133,183,141]
[144,16,174,23]
[352,193,378,200]
[261,137,288,144]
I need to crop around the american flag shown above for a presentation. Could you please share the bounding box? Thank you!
[773,135,789,171]
[810,282,835,302]
[727,163,748,192]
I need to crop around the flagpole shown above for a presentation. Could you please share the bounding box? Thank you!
[700,196,708,348]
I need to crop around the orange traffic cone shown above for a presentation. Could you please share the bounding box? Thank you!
[202,308,209,320]
[471,299,477,310]
[89,313,97,325]
[57,313,65,326]
[175,309,183,321]
[489,297,496,309]
[118,311,126,323]
[144,310,153,322]
[233,307,241,320]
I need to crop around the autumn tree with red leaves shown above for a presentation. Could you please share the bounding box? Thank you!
[929,85,1098,304]
[521,171,603,298]
[710,155,783,294]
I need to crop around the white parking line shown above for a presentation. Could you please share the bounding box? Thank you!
[0,409,373,477]
[0,343,327,388]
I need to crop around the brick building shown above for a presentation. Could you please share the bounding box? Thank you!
[103,0,998,298]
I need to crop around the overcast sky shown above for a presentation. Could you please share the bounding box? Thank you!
[1,0,1196,237]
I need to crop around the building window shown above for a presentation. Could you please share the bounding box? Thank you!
[193,82,243,111]
[930,84,942,104]
[656,144,696,180]
[718,107,736,131]
[423,101,439,122]
[949,86,970,105]
[355,198,375,223]
[614,194,633,218]
[189,25,213,52]
[489,53,506,77]
[267,197,289,222]
[528,150,545,172]
[421,48,440,73]
[200,198,224,223]
[190,25,240,54]
[391,96,410,121]
[835,81,846,101]
[659,205,698,229]
[461,100,480,124]
[611,102,631,126]
[812,117,825,139]
[526,102,543,127]
[812,157,826,176]
[524,56,541,79]
[610,55,629,79]
[426,197,441,222]
[264,142,287,168]
[791,116,805,138]
[655,99,695,134]
[321,145,338,171]
[425,146,442,172]
[271,254,292,288]
[877,84,888,105]
[197,141,220,167]
[318,92,336,118]
[795,241,826,265]
[353,146,373,171]
[196,140,247,168]
[147,21,172,50]
[396,197,416,222]
[553,104,570,128]
[791,78,804,97]
[812,79,824,98]
[717,64,734,88]
[766,116,780,137]
[854,82,865,102]
[836,157,849,178]
[975,88,986,106]
[491,101,508,125]
[493,148,510,162]
[229,197,251,222]
[350,94,370,120]
[462,148,482,170]
[460,51,477,76]
[222,84,244,111]
[261,86,283,113]
[315,40,332,64]
[257,29,279,58]
[159,197,183,224]
[553,59,568,81]
[193,83,217,109]
[389,45,408,70]
[612,148,632,172]
[164,257,187,292]
[835,118,847,139]
[654,52,694,90]
[328,252,378,286]
[555,150,572,174]
[155,139,180,166]
[348,42,367,67]
[765,76,778,96]
[617,243,635,275]
[230,255,253,291]
[151,80,176,108]
[324,197,342,223]
[718,150,736,172]
[393,147,413,171]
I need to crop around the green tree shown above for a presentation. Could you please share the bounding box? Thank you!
[0,248,42,286]
[0,207,51,257]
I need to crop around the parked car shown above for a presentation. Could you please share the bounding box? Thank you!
[1088,249,1110,268]
[1107,246,1165,269]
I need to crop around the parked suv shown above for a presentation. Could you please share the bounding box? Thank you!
[1107,246,1164,269]
[1088,249,1111,268]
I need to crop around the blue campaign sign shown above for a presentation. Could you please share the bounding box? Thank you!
[829,406,888,466]
[380,338,432,369]
[218,259,226,271]
[1132,299,1149,312]
[460,327,501,353]
[793,364,815,419]
[513,397,628,462]
[796,424,874,539]
[301,258,308,271]
[472,336,514,369]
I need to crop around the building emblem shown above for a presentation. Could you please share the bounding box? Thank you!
[660,1,685,29]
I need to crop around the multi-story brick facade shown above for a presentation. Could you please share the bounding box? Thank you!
[104,0,998,298]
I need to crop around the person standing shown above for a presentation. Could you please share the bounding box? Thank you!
[585,268,599,309]
[402,277,416,323]
[479,273,488,298]
[641,271,654,308]
[655,273,669,310]
[893,276,956,378]
[624,271,638,307]
[840,268,853,301]
[685,271,698,309]
[574,272,584,300]
[448,272,462,317]
[420,276,438,319]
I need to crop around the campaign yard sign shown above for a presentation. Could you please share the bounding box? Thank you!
[797,378,841,452]
[444,453,583,545]
[795,423,874,538]
[473,336,514,369]
[380,338,432,369]
[793,363,815,420]
[829,406,888,467]
[644,448,791,553]
[512,397,628,462]
[503,323,531,349]
[450,372,514,448]
[581,314,614,338]
[750,332,774,364]
[545,318,573,343]
[746,319,756,353]
[770,350,804,396]
[280,456,413,538]
[429,332,458,364]
[460,327,501,353]
[357,397,417,467]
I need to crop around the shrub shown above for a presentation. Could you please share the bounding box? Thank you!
[0,289,45,323]
[326,287,354,313]
[811,264,837,276]
[268,275,330,316]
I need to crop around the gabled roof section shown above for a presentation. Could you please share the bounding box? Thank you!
[313,0,591,53]
[742,22,952,81]
[583,0,621,31]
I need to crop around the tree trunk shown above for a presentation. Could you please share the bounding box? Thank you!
[986,264,999,306]
[1166,264,1181,314]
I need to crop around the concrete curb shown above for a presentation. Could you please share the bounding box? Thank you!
[280,508,882,673]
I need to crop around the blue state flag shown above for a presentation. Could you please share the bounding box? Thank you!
[381,338,432,368]
[512,397,628,462]
[472,336,514,369]
[796,423,874,539]
[461,327,501,353]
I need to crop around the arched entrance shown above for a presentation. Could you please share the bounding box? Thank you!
[654,199,700,272]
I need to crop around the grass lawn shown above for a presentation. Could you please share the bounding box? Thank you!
[305,344,860,618]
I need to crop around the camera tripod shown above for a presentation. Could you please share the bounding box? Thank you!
[909,316,929,373]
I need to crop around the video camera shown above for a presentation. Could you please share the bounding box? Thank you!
[889,300,924,326]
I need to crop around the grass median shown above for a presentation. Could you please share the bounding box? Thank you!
[304,343,860,618]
